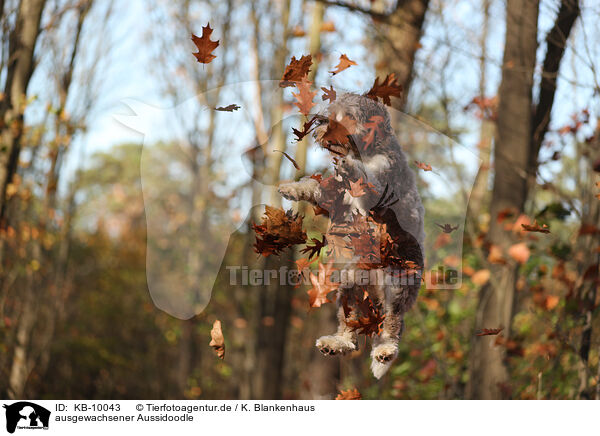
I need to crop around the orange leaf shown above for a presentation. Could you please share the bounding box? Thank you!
[307,261,338,308]
[414,161,432,172]
[292,77,317,115]
[336,388,361,400]
[209,320,225,359]
[329,54,357,75]
[192,24,219,64]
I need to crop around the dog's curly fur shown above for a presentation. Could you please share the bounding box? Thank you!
[279,93,425,379]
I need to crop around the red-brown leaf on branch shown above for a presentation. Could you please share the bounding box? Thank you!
[307,261,338,308]
[521,220,550,234]
[335,388,361,400]
[329,54,357,75]
[192,24,220,64]
[215,104,240,112]
[321,85,336,103]
[476,328,503,336]
[280,54,312,87]
[292,77,317,115]
[209,320,225,359]
[252,206,307,256]
[365,73,402,106]
[414,161,432,172]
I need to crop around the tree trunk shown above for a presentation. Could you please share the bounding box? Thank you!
[467,0,540,400]
[0,0,47,225]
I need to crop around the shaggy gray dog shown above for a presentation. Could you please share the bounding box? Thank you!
[279,93,425,379]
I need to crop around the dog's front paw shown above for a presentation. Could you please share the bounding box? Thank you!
[278,182,301,201]
[370,341,398,379]
[316,335,357,356]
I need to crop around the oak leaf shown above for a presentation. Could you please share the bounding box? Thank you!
[192,24,219,64]
[252,206,307,256]
[280,54,312,87]
[321,85,336,103]
[436,223,458,233]
[292,77,317,115]
[361,115,385,149]
[307,261,338,308]
[274,150,300,170]
[329,54,357,75]
[335,388,361,400]
[365,73,402,106]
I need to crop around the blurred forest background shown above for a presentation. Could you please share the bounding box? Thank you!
[1,0,600,400]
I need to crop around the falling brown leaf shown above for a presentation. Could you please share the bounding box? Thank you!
[321,85,336,103]
[192,24,220,64]
[365,73,402,106]
[322,115,357,145]
[521,220,550,234]
[280,54,312,87]
[292,116,318,142]
[476,328,503,336]
[307,261,338,308]
[274,150,300,170]
[414,161,432,172]
[348,177,376,198]
[300,236,327,259]
[252,206,307,256]
[335,388,361,400]
[330,54,357,75]
[292,77,317,115]
[209,320,225,359]
[436,223,458,233]
[215,104,240,112]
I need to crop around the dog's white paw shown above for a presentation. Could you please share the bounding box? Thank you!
[370,341,398,379]
[278,182,300,201]
[315,335,357,356]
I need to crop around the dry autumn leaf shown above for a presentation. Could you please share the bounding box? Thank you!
[414,161,432,172]
[280,54,312,87]
[209,320,225,359]
[321,85,336,103]
[365,73,402,106]
[362,115,385,149]
[476,328,503,336]
[292,77,317,115]
[436,223,458,233]
[252,206,307,256]
[307,261,338,308]
[521,220,550,234]
[215,104,240,112]
[192,23,219,64]
[335,388,361,400]
[330,54,357,75]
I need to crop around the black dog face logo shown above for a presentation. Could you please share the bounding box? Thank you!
[3,402,50,434]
